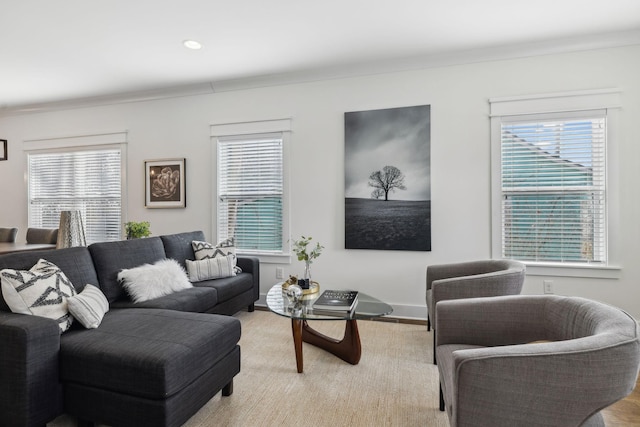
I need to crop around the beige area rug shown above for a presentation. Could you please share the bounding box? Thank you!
[50,310,448,427]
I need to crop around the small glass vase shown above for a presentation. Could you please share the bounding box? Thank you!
[303,262,312,289]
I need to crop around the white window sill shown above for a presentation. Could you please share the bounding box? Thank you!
[237,252,291,264]
[524,262,621,279]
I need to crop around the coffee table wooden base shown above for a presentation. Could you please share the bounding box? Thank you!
[291,319,362,373]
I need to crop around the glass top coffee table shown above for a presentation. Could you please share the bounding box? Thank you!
[266,283,393,373]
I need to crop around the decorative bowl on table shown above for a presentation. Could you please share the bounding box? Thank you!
[281,275,320,295]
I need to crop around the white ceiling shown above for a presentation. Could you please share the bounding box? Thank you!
[2,0,640,111]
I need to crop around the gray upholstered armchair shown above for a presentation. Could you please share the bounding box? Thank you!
[435,295,640,427]
[26,227,58,244]
[0,227,18,242]
[426,259,525,363]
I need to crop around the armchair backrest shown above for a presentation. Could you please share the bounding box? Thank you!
[0,227,18,243]
[544,295,639,344]
[26,227,58,244]
[427,259,525,291]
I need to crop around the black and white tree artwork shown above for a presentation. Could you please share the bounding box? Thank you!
[345,105,431,251]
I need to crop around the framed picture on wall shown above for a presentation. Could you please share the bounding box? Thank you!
[144,158,186,208]
[344,105,431,251]
[0,139,7,161]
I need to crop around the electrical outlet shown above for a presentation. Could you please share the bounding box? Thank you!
[276,267,284,280]
[543,280,553,294]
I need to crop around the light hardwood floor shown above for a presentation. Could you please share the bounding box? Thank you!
[602,375,640,426]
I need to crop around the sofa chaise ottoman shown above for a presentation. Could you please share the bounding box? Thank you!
[62,308,240,427]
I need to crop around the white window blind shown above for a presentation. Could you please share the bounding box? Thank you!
[28,149,122,244]
[500,111,606,263]
[217,134,283,253]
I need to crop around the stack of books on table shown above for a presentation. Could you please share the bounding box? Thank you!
[312,290,359,315]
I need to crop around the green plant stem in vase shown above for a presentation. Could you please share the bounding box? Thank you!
[304,262,312,285]
[291,235,323,287]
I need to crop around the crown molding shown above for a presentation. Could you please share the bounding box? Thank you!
[211,29,640,92]
[0,83,215,117]
[2,29,639,117]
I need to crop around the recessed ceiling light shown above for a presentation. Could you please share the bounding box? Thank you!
[183,40,202,50]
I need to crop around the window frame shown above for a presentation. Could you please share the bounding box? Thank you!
[210,119,291,264]
[490,89,621,278]
[24,131,128,244]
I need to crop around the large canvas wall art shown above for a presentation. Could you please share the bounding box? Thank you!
[344,105,431,251]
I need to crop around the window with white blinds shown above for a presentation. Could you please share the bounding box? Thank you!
[217,133,284,253]
[500,111,606,263]
[28,149,122,244]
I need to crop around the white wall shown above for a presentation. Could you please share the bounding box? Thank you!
[1,44,639,318]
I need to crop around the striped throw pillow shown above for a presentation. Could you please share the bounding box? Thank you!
[67,284,109,329]
[192,239,242,274]
[185,254,236,282]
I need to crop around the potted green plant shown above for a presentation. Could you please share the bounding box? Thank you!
[125,221,151,239]
[291,235,323,287]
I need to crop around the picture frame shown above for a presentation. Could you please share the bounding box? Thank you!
[144,158,186,208]
[0,140,7,161]
[344,105,431,251]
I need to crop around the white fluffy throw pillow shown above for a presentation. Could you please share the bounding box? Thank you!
[1,259,76,333]
[117,259,192,303]
[185,254,236,282]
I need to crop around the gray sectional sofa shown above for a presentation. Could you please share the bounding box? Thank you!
[0,230,260,427]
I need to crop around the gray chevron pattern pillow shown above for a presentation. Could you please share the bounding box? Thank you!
[192,238,242,274]
[1,259,77,332]
[192,238,235,259]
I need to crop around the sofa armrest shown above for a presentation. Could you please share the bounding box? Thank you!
[0,312,63,426]
[237,256,260,301]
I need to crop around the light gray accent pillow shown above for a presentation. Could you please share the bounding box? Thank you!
[186,254,236,282]
[0,258,76,333]
[67,284,109,328]
[117,258,192,303]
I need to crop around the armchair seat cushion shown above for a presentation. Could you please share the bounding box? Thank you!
[60,308,241,399]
